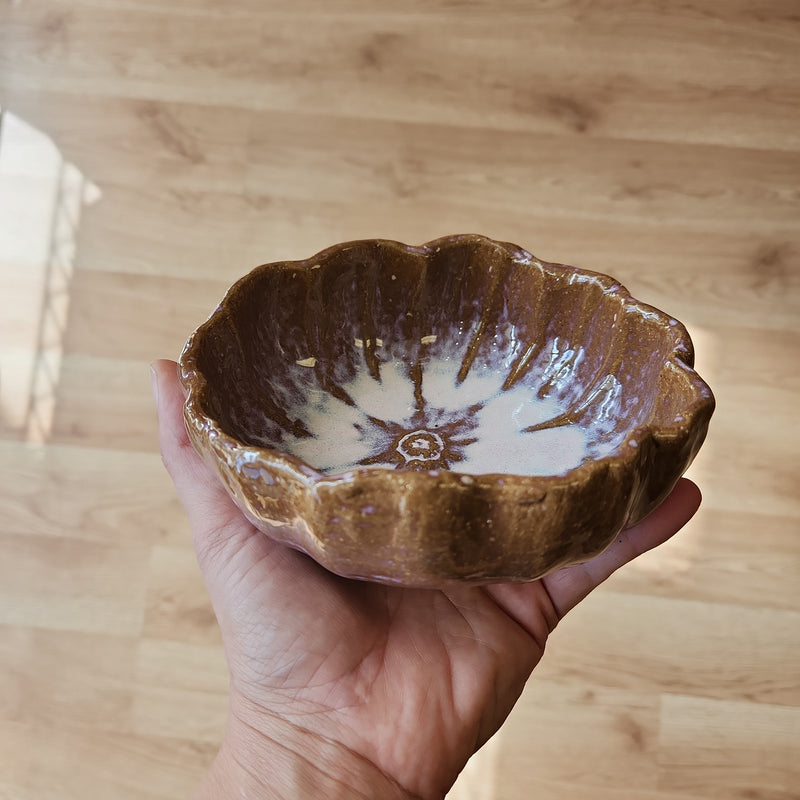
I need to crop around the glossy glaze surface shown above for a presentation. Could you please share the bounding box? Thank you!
[180,235,714,586]
[283,359,596,476]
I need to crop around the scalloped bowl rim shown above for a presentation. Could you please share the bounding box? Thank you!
[180,235,712,495]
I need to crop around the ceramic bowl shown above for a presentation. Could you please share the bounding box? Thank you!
[179,235,714,587]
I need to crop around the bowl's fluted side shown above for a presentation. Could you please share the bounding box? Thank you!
[180,235,714,586]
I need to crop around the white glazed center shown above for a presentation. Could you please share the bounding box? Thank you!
[281,356,621,476]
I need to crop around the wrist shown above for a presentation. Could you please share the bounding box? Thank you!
[194,707,418,800]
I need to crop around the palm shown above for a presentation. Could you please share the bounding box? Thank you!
[201,510,553,796]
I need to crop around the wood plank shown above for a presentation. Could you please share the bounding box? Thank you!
[66,180,800,307]
[496,683,660,793]
[129,685,227,744]
[536,591,800,707]
[0,441,189,546]
[22,0,800,23]
[605,507,800,613]
[2,4,798,151]
[142,545,221,647]
[134,638,228,694]
[0,92,250,191]
[243,112,800,234]
[497,781,708,800]
[49,355,159,452]
[74,181,261,280]
[0,721,215,800]
[62,270,226,362]
[0,531,149,636]
[0,626,137,732]
[657,694,800,798]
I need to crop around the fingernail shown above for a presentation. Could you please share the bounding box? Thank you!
[150,363,159,406]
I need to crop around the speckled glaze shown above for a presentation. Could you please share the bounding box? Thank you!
[179,235,714,587]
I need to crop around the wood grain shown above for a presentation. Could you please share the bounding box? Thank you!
[0,0,798,798]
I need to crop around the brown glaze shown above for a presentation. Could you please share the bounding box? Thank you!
[179,235,715,587]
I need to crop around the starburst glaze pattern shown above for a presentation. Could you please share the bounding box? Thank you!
[356,404,480,471]
[279,355,601,478]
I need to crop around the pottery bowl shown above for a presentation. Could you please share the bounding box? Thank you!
[179,235,714,587]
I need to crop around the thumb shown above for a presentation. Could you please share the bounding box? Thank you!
[542,478,702,618]
[150,359,250,553]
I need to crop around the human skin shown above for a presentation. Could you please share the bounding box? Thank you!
[151,359,701,800]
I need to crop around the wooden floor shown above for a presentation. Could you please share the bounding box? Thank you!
[1,2,799,798]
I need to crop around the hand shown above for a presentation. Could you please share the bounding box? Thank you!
[151,359,701,800]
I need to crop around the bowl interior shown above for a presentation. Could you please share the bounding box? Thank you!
[192,238,688,477]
